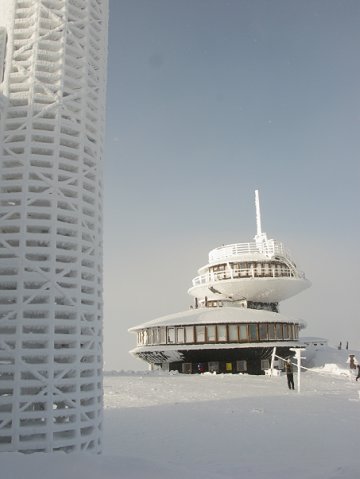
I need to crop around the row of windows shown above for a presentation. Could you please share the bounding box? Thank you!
[209,262,293,279]
[204,300,278,312]
[137,322,299,346]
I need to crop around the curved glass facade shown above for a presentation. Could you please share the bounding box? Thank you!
[192,260,299,288]
[136,322,299,347]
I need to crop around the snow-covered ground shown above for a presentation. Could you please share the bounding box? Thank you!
[2,347,360,479]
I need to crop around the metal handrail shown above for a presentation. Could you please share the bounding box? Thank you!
[208,240,290,263]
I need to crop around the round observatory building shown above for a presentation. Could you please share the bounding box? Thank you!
[129,192,311,375]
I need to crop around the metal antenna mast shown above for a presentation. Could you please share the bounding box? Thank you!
[255,189,262,236]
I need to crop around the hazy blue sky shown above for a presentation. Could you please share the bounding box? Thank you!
[103,0,360,370]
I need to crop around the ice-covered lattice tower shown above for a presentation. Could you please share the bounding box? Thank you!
[0,0,108,453]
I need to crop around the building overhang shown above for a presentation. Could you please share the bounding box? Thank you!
[129,306,306,332]
[130,340,303,356]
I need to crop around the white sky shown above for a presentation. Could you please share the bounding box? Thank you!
[103,0,360,370]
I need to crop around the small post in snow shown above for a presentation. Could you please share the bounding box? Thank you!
[290,347,306,393]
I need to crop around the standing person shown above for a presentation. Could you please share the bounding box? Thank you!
[356,364,360,382]
[197,363,205,374]
[285,359,295,390]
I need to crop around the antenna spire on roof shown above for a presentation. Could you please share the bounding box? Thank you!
[254,189,268,245]
[255,189,262,236]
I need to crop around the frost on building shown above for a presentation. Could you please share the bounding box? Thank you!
[0,0,108,453]
[130,191,311,375]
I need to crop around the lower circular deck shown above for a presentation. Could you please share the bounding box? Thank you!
[130,307,305,375]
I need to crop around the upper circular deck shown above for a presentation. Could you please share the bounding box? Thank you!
[189,237,310,303]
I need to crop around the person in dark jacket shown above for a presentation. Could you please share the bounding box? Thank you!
[284,359,295,390]
[356,364,360,382]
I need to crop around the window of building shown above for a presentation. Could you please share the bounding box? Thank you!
[249,323,258,341]
[259,323,268,340]
[255,263,262,276]
[177,327,185,343]
[195,325,205,342]
[208,361,219,373]
[294,325,299,339]
[231,263,240,277]
[236,360,247,372]
[263,263,270,276]
[152,328,160,344]
[261,359,270,370]
[268,323,276,340]
[185,326,194,343]
[239,262,247,276]
[212,264,226,272]
[288,324,293,339]
[159,327,166,344]
[228,324,238,342]
[288,324,294,340]
[182,363,192,374]
[208,300,223,308]
[283,324,290,339]
[226,362,233,372]
[217,324,227,342]
[276,323,283,339]
[206,325,216,342]
[167,327,175,344]
[239,324,248,341]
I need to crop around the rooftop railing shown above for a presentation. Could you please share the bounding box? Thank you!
[208,240,291,263]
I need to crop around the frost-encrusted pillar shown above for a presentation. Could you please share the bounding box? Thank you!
[0,0,108,453]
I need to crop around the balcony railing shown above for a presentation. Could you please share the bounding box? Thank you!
[208,240,290,263]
